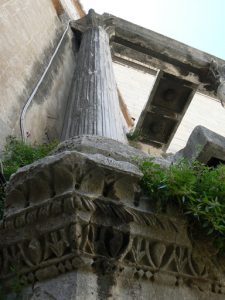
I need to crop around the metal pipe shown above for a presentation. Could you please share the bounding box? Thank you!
[20,21,72,142]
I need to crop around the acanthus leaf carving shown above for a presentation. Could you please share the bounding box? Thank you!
[28,238,42,265]
[174,247,188,273]
[48,230,68,258]
[151,242,167,268]
[38,204,51,219]
[70,223,83,250]
[131,237,146,264]
[93,226,130,259]
[18,242,34,268]
[188,250,207,277]
[0,188,223,296]
[81,224,94,253]
[145,240,156,268]
[43,228,70,260]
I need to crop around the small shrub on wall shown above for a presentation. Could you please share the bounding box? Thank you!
[0,137,58,219]
[140,159,225,252]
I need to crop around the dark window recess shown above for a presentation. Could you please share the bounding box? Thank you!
[207,157,225,167]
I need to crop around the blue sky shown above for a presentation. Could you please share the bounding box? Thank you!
[81,0,225,60]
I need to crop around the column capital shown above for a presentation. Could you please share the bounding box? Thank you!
[86,9,115,39]
[71,9,115,40]
[87,9,102,28]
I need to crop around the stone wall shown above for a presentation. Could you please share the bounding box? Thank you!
[0,0,63,147]
[167,93,225,153]
[24,28,79,144]
[113,63,156,127]
[114,63,225,154]
[0,0,84,149]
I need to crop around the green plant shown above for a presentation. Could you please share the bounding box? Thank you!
[126,129,140,141]
[0,137,58,219]
[140,158,225,252]
[2,137,58,180]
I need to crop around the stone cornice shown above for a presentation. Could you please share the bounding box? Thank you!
[71,10,225,98]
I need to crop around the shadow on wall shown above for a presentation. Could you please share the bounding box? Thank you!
[23,27,80,145]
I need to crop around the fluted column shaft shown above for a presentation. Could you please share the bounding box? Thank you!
[62,25,126,142]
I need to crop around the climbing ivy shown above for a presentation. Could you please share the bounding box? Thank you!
[140,159,225,252]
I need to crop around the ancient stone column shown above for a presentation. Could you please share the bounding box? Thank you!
[62,11,126,143]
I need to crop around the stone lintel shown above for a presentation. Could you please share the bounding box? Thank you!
[71,11,225,99]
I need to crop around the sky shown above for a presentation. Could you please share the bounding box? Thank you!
[81,0,225,60]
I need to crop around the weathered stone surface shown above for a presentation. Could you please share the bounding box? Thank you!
[24,27,79,144]
[6,271,98,300]
[135,71,195,149]
[0,0,64,149]
[208,60,225,106]
[1,140,225,300]
[217,81,225,105]
[53,135,172,168]
[71,11,225,98]
[62,11,126,142]
[7,270,225,300]
[5,149,142,216]
[54,135,148,163]
[174,125,225,165]
[3,8,225,300]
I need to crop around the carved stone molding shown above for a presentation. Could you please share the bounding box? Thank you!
[1,192,225,295]
[5,150,141,217]
[1,149,225,297]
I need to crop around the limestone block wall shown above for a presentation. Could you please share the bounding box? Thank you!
[167,93,225,153]
[113,63,225,154]
[24,27,79,144]
[0,0,84,149]
[0,0,64,147]
[113,63,156,126]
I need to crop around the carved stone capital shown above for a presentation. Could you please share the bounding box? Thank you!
[1,144,225,298]
[71,10,115,40]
